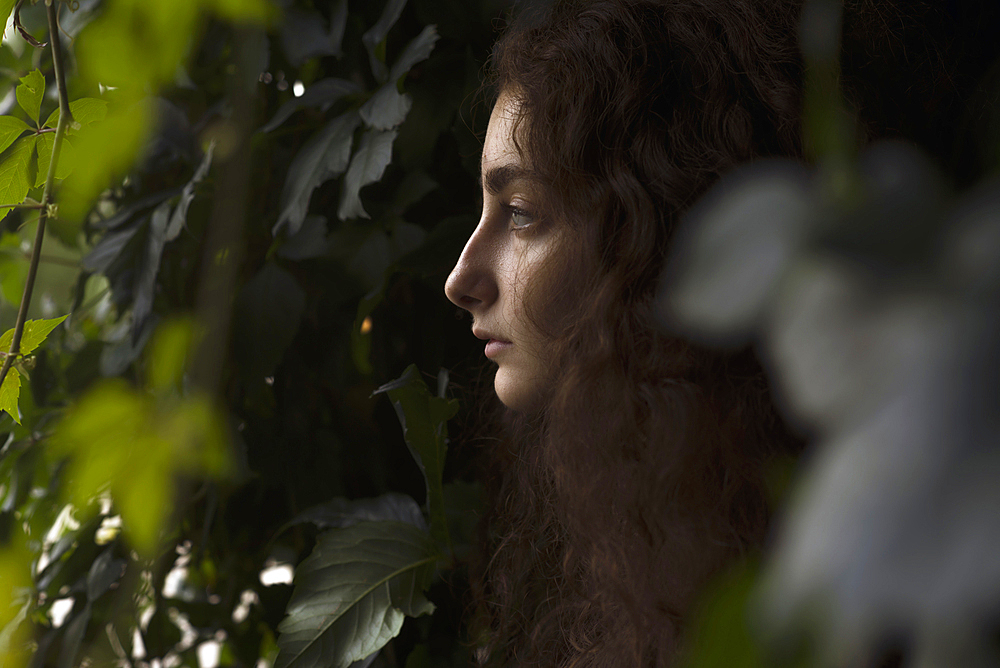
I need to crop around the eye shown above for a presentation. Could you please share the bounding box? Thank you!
[504,204,535,230]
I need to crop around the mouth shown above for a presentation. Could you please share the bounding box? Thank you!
[473,328,512,359]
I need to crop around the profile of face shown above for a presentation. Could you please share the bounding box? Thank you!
[444,92,566,412]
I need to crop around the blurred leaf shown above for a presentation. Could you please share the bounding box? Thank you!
[663,162,812,344]
[682,563,763,668]
[277,215,328,260]
[275,110,360,235]
[43,97,109,133]
[209,0,272,22]
[233,262,306,380]
[338,129,397,220]
[276,520,437,668]
[16,70,44,126]
[374,365,458,550]
[360,85,411,131]
[283,493,427,533]
[280,7,344,66]
[52,381,230,553]
[0,537,31,668]
[147,318,197,393]
[260,78,361,133]
[361,0,408,83]
[0,1,15,43]
[86,546,126,601]
[57,603,91,668]
[0,116,29,154]
[166,141,214,241]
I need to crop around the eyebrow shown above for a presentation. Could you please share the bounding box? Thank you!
[479,163,535,196]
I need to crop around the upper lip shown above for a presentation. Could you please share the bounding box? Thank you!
[472,327,510,343]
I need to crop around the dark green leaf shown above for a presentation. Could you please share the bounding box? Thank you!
[260,78,361,133]
[275,110,361,235]
[233,262,306,379]
[359,85,411,131]
[277,215,328,260]
[86,546,125,601]
[361,0,408,82]
[387,25,439,82]
[16,69,44,126]
[283,493,427,533]
[81,221,145,273]
[338,129,397,220]
[166,141,214,241]
[276,520,437,668]
[373,365,458,550]
[57,602,92,668]
[0,116,29,154]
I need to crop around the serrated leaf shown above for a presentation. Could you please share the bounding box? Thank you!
[16,315,68,356]
[374,365,458,550]
[260,78,361,133]
[0,116,29,154]
[359,85,411,131]
[44,97,109,132]
[0,137,34,213]
[275,110,360,236]
[16,70,44,126]
[0,367,21,424]
[34,134,77,187]
[388,25,439,82]
[276,521,437,668]
[361,0,407,82]
[338,129,397,220]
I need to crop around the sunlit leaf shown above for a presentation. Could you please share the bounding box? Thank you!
[0,117,29,154]
[147,318,197,393]
[0,137,34,214]
[275,110,360,235]
[0,1,16,44]
[338,129,397,220]
[0,367,20,424]
[16,69,44,126]
[43,97,109,132]
[276,521,437,668]
[34,134,77,187]
[374,365,458,549]
[7,315,69,356]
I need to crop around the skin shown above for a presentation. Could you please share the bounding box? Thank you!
[444,91,566,412]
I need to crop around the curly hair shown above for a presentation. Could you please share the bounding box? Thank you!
[466,1,804,666]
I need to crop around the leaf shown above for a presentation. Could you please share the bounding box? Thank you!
[275,110,360,236]
[276,520,437,668]
[338,129,397,220]
[277,215,328,260]
[374,365,458,550]
[280,7,344,66]
[232,262,306,380]
[166,141,214,241]
[16,69,44,125]
[260,78,361,133]
[132,200,173,335]
[283,493,427,534]
[43,97,109,133]
[359,85,412,131]
[682,563,764,668]
[0,0,15,44]
[0,367,20,424]
[0,137,34,213]
[147,318,197,393]
[0,315,70,356]
[361,0,408,82]
[86,546,126,601]
[388,25,439,82]
[34,134,77,187]
[0,116,29,154]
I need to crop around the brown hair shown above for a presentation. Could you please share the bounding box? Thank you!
[468,1,804,666]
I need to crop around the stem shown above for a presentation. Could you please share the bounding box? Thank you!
[0,2,72,390]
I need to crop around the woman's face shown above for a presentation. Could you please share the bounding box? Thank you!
[445,92,566,412]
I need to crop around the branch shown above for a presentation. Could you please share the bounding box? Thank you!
[0,2,72,389]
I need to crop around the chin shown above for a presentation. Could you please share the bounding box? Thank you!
[494,366,545,413]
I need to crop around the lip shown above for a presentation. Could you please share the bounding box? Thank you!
[484,339,512,359]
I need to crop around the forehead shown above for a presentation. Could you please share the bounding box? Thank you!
[481,92,522,175]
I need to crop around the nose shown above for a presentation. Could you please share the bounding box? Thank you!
[445,219,498,312]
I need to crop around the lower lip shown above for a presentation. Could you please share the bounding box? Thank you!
[484,340,512,358]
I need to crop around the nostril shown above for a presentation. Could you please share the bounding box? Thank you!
[458,296,480,308]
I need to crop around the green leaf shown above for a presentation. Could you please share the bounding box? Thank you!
[276,521,438,668]
[0,1,16,44]
[0,136,34,213]
[338,129,397,220]
[43,97,109,132]
[275,110,360,236]
[16,70,45,126]
[34,134,77,187]
[0,367,20,424]
[0,116,30,154]
[374,365,458,550]
[681,562,764,668]
[282,493,427,533]
[16,315,69,356]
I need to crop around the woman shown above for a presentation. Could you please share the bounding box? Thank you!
[445,0,804,665]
